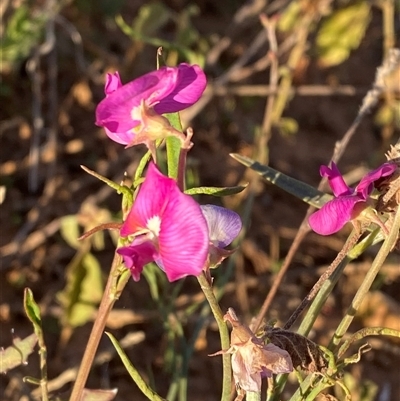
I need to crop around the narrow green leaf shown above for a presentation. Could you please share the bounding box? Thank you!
[106,332,167,401]
[230,154,332,209]
[23,288,41,328]
[185,184,247,196]
[0,333,37,373]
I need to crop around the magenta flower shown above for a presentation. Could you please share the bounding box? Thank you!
[95,63,206,148]
[200,205,242,267]
[308,162,396,235]
[117,162,209,282]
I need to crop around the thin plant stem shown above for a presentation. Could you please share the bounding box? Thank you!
[69,252,126,401]
[23,288,49,401]
[283,230,361,330]
[329,205,400,351]
[197,272,232,401]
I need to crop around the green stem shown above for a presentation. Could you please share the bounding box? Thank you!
[106,332,166,401]
[329,206,400,351]
[69,252,126,401]
[197,272,232,401]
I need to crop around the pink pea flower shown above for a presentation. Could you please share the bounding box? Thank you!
[117,162,209,282]
[95,64,207,151]
[210,308,293,392]
[200,205,242,267]
[308,162,396,235]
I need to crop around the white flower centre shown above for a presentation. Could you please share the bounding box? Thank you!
[146,215,161,239]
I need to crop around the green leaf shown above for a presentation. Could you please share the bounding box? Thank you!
[277,117,299,136]
[278,1,302,33]
[185,184,247,196]
[60,215,81,250]
[316,2,371,67]
[1,6,48,71]
[57,252,104,328]
[106,332,167,401]
[81,388,118,401]
[230,153,332,209]
[23,288,42,328]
[131,2,171,36]
[0,333,37,373]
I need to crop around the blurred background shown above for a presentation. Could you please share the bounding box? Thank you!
[1,0,400,400]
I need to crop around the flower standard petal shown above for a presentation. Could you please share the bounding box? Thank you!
[158,189,209,281]
[308,196,364,235]
[120,163,175,237]
[153,63,207,114]
[200,204,242,248]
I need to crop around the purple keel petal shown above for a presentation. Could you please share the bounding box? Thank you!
[200,204,242,248]
[158,186,209,282]
[356,162,396,198]
[154,63,207,115]
[321,162,352,197]
[308,196,364,235]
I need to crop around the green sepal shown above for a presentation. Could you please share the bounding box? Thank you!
[81,165,133,205]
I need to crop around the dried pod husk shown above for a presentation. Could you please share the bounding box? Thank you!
[263,325,328,373]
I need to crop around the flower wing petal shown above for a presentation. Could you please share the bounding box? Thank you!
[200,204,242,247]
[308,196,364,235]
[154,64,206,114]
[356,162,396,198]
[117,240,158,281]
[158,188,209,282]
